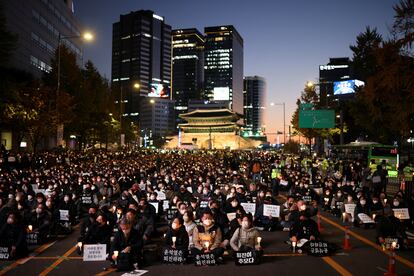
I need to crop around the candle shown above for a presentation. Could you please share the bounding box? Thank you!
[112,206,116,212]
[172,236,176,247]
[77,242,82,248]
[28,225,33,232]
[384,198,388,204]
[372,214,376,220]
[342,212,347,222]
[113,250,119,258]
[204,241,210,249]
[193,211,196,218]
[391,241,397,249]
[292,241,297,253]
[103,196,106,200]
[257,237,262,247]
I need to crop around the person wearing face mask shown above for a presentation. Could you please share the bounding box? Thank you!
[58,195,76,225]
[230,214,261,253]
[78,206,98,243]
[164,217,189,258]
[192,211,225,262]
[353,196,373,228]
[29,203,51,243]
[111,219,143,271]
[177,185,192,203]
[0,212,28,259]
[371,196,383,213]
[183,211,197,249]
[254,193,280,231]
[224,197,243,213]
[375,206,409,250]
[330,191,345,217]
[81,214,112,250]
[289,210,320,250]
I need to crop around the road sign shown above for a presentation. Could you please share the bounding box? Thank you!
[300,103,314,110]
[299,109,335,128]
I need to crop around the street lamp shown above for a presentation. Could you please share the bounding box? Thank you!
[119,82,140,147]
[56,31,94,147]
[269,102,286,145]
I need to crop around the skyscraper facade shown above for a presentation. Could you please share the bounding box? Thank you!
[2,0,82,78]
[243,76,266,136]
[204,25,244,115]
[172,28,204,124]
[111,10,172,120]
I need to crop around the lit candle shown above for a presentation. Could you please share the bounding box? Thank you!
[114,250,119,258]
[205,241,210,250]
[384,198,388,204]
[372,214,376,220]
[28,225,33,232]
[172,236,177,247]
[342,212,347,222]
[193,211,196,218]
[292,241,297,253]
[112,206,116,212]
[391,241,397,249]
[103,196,106,200]
[324,198,329,202]
[257,237,262,247]
[77,242,82,248]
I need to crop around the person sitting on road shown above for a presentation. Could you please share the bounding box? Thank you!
[254,195,279,231]
[29,203,52,242]
[330,190,345,217]
[289,210,320,251]
[81,213,112,250]
[230,214,262,254]
[0,212,28,259]
[111,218,143,271]
[125,208,153,244]
[191,211,225,262]
[78,206,97,243]
[183,210,197,250]
[353,196,373,228]
[375,207,409,250]
[164,217,189,258]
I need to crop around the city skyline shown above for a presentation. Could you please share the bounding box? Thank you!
[76,0,399,141]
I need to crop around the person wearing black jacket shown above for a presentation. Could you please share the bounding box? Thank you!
[376,207,408,249]
[111,219,143,270]
[289,211,320,243]
[82,214,112,250]
[78,206,98,243]
[164,217,189,256]
[0,212,28,259]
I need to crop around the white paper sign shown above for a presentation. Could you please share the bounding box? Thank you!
[263,204,280,217]
[393,208,410,220]
[241,203,256,214]
[157,191,166,201]
[227,212,236,221]
[357,213,375,224]
[344,204,356,221]
[121,270,148,276]
[280,180,289,186]
[187,187,193,193]
[163,200,169,210]
[150,202,159,214]
[59,210,69,221]
[83,244,106,261]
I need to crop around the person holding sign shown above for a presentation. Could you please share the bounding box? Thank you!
[29,203,51,243]
[164,217,189,256]
[353,196,374,228]
[230,214,262,253]
[254,195,280,231]
[0,212,28,259]
[192,211,225,263]
[111,219,143,271]
[81,214,112,250]
[375,207,409,250]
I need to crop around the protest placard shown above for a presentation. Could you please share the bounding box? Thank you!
[241,203,256,214]
[194,253,216,266]
[0,247,10,260]
[357,213,375,224]
[263,204,280,217]
[235,250,259,265]
[157,191,166,201]
[83,244,107,261]
[149,202,159,214]
[162,248,186,264]
[59,210,69,221]
[393,208,410,220]
[344,204,356,221]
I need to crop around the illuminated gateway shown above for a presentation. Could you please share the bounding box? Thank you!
[165,109,261,149]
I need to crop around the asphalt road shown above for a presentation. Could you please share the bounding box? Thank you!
[1,202,414,276]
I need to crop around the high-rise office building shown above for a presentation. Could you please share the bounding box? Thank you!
[243,76,266,136]
[111,10,172,120]
[140,97,175,143]
[172,28,204,124]
[204,25,244,115]
[2,0,82,78]
[319,57,353,106]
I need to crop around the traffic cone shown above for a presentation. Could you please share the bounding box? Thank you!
[343,226,352,250]
[317,212,324,232]
[400,176,405,192]
[384,249,397,276]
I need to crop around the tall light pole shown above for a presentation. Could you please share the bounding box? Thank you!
[56,32,94,147]
[119,82,140,147]
[270,102,286,145]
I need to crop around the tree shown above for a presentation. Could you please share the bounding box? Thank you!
[393,0,414,50]
[350,26,382,81]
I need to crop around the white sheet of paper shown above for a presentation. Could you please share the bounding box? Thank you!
[263,204,280,217]
[83,244,106,261]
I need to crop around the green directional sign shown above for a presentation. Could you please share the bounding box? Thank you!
[300,103,314,110]
[299,109,335,128]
